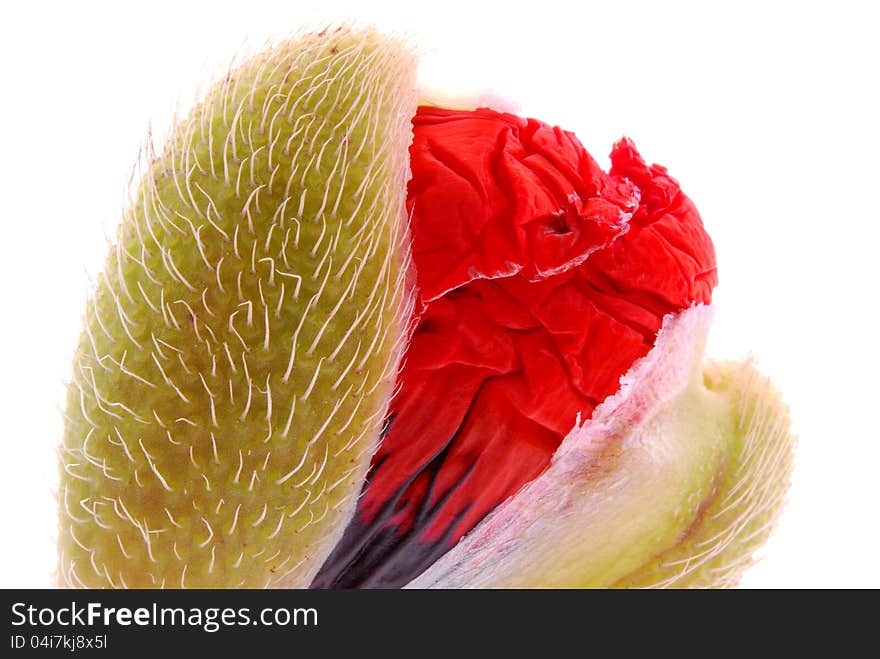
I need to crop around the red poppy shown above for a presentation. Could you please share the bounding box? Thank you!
[312,106,717,588]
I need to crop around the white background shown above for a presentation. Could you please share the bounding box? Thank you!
[0,0,877,588]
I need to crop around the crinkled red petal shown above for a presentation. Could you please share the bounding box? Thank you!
[311,107,717,588]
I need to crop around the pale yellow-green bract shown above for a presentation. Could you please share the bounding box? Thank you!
[58,27,417,588]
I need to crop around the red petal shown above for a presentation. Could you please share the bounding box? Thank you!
[407,107,636,301]
[311,108,717,588]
